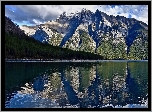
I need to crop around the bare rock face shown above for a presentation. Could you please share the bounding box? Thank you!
[19,25,38,37]
[19,9,148,60]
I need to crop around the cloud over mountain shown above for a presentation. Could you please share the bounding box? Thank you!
[5,5,148,26]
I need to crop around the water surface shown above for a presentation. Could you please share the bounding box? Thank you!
[5,61,148,108]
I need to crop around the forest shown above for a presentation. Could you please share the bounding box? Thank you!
[5,33,104,60]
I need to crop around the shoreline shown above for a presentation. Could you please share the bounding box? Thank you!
[5,59,148,62]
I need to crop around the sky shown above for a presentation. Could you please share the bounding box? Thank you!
[5,5,148,26]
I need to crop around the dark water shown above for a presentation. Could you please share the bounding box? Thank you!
[5,61,148,108]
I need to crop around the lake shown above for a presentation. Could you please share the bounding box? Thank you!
[5,61,148,108]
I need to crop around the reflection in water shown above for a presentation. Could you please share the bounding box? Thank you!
[5,62,148,108]
[32,75,48,91]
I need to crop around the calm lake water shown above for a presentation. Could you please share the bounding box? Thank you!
[5,61,148,108]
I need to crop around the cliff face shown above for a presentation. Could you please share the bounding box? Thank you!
[19,9,148,60]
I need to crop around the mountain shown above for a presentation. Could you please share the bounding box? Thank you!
[5,16,26,37]
[5,16,103,60]
[20,9,148,60]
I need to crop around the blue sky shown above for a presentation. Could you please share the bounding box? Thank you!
[5,5,148,26]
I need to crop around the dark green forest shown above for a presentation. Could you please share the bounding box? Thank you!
[5,33,104,60]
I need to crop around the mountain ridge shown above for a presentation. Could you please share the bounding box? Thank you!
[18,9,148,60]
[5,16,104,60]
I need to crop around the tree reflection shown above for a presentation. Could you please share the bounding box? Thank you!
[5,62,148,108]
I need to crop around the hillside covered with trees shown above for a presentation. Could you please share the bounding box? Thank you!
[5,33,104,60]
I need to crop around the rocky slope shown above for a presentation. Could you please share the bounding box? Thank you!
[20,9,148,60]
[5,15,104,60]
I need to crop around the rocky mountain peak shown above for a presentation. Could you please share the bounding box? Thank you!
[19,9,148,60]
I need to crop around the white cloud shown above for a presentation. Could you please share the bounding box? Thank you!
[5,5,148,26]
[33,19,43,25]
[97,5,148,24]
[59,5,97,15]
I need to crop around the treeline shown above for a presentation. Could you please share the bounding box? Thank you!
[5,33,104,60]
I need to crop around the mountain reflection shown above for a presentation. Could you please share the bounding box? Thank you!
[5,62,148,108]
